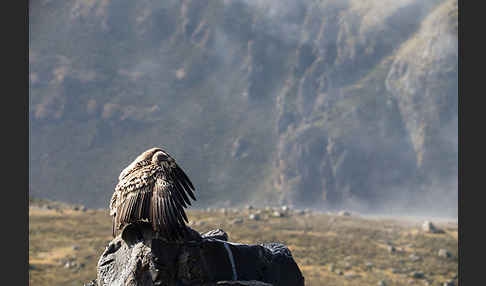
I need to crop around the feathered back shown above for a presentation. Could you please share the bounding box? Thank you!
[110,147,196,240]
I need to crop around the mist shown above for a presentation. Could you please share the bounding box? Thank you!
[29,0,457,219]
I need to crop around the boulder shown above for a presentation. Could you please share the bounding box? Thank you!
[93,222,304,286]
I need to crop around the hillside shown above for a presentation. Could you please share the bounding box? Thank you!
[29,0,458,215]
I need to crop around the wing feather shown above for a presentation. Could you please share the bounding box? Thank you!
[111,154,196,240]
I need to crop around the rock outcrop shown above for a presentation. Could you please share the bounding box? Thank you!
[91,223,304,286]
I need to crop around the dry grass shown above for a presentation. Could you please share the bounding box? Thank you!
[29,202,458,286]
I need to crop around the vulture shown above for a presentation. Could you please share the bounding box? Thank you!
[109,147,196,240]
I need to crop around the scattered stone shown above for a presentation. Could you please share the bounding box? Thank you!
[411,271,425,279]
[344,273,360,279]
[378,280,387,286]
[438,249,452,258]
[249,214,260,221]
[343,262,352,270]
[230,218,244,225]
[272,211,284,217]
[338,210,351,216]
[422,221,442,233]
[409,254,421,262]
[295,209,305,215]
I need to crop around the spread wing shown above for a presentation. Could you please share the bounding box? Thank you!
[111,163,196,240]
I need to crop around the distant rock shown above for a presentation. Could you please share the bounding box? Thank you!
[272,211,284,218]
[344,273,360,279]
[409,254,421,262]
[249,214,260,221]
[378,280,387,286]
[338,211,351,216]
[438,249,452,258]
[411,271,425,279]
[294,209,305,215]
[422,221,443,233]
[230,218,244,225]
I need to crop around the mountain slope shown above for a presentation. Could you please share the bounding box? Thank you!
[29,0,458,216]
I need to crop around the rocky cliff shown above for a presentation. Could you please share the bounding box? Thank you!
[29,0,458,216]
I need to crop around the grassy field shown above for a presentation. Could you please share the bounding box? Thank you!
[29,200,458,286]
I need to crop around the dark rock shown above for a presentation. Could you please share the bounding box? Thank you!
[94,222,304,286]
[201,281,273,286]
[202,229,229,241]
[411,271,425,279]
